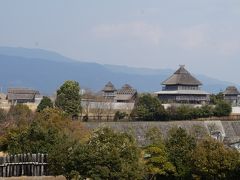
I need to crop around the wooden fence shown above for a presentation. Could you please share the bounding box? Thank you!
[0,153,48,177]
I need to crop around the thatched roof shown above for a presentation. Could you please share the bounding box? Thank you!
[115,84,137,101]
[7,88,40,101]
[102,82,117,92]
[162,65,202,86]
[223,86,240,95]
[117,84,136,95]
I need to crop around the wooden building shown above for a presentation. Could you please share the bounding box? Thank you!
[115,84,137,103]
[101,81,117,101]
[155,65,210,104]
[7,88,40,104]
[223,86,240,106]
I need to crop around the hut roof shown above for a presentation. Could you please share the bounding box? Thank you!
[102,81,117,92]
[117,84,136,95]
[223,86,240,95]
[7,88,40,101]
[162,65,202,86]
[115,84,137,101]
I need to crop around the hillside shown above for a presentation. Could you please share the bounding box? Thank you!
[0,47,236,94]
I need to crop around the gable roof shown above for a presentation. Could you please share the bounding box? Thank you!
[102,81,117,92]
[162,65,202,86]
[223,86,240,95]
[7,88,40,101]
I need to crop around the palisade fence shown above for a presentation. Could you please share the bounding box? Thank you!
[0,153,48,177]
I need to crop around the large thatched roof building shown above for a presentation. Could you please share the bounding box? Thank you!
[155,65,210,104]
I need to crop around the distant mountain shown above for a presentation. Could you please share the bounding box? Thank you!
[0,47,75,63]
[0,47,235,94]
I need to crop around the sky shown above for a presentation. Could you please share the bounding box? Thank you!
[0,0,240,83]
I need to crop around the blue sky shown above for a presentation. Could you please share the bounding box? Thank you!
[0,0,240,83]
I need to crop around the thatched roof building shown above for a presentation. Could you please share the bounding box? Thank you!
[102,81,117,92]
[7,88,40,104]
[155,65,209,104]
[223,86,240,106]
[115,84,137,103]
[162,65,202,86]
[101,82,117,101]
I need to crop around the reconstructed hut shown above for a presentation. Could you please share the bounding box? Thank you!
[223,86,240,106]
[7,88,40,104]
[155,65,210,104]
[101,81,117,101]
[115,84,137,103]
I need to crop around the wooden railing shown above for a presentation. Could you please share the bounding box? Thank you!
[0,153,48,177]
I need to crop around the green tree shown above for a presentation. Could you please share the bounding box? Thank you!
[7,104,33,127]
[48,137,80,180]
[131,94,166,121]
[166,127,196,179]
[144,128,176,179]
[48,127,143,180]
[0,108,7,122]
[55,80,82,118]
[114,111,127,121]
[214,100,232,117]
[191,138,240,179]
[82,128,143,179]
[0,108,88,154]
[36,96,53,112]
[210,92,224,105]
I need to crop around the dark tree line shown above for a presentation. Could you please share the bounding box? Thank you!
[131,94,232,121]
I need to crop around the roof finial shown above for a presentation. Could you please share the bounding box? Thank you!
[179,64,185,68]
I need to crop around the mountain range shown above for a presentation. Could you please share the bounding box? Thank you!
[0,47,236,95]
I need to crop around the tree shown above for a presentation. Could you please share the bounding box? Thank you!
[0,108,7,122]
[55,80,82,118]
[0,108,89,154]
[114,111,127,121]
[131,94,166,121]
[214,100,232,117]
[210,92,224,105]
[81,128,143,179]
[7,104,33,127]
[48,127,143,180]
[36,96,53,112]
[191,138,240,179]
[144,128,176,179]
[166,127,196,178]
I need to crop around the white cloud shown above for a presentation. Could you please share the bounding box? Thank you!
[178,25,209,49]
[93,22,240,56]
[93,22,163,45]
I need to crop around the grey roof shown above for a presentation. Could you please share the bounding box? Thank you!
[8,88,40,94]
[117,84,137,95]
[102,82,117,92]
[223,86,240,95]
[162,65,202,86]
[115,84,137,101]
[7,88,40,101]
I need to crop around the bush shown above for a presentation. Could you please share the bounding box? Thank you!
[131,94,167,121]
[114,111,127,121]
[214,101,232,117]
